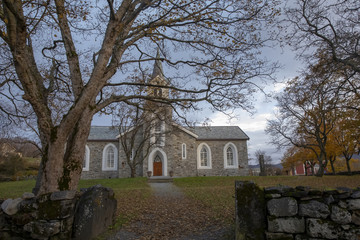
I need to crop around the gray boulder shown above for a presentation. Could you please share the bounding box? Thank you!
[1,198,22,216]
[72,185,117,240]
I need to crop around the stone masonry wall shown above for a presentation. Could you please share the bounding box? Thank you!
[82,141,119,179]
[0,185,116,240]
[195,140,248,177]
[235,181,360,240]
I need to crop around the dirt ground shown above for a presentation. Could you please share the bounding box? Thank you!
[106,182,234,240]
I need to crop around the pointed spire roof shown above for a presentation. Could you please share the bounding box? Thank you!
[151,48,164,79]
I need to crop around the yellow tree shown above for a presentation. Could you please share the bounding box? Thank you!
[331,109,360,173]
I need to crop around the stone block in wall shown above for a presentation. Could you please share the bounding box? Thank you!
[22,192,35,200]
[0,211,9,231]
[330,205,351,224]
[267,197,298,217]
[268,216,305,233]
[50,190,76,201]
[299,200,329,218]
[38,198,76,220]
[72,185,117,240]
[18,198,38,213]
[347,199,360,210]
[11,212,34,226]
[235,181,266,240]
[324,194,335,205]
[352,210,360,225]
[339,227,360,240]
[351,191,360,199]
[308,189,323,196]
[339,200,347,208]
[294,234,311,240]
[266,232,294,240]
[23,220,61,239]
[265,193,281,199]
[265,186,293,195]
[306,218,338,239]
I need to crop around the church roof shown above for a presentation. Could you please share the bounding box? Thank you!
[190,126,249,140]
[88,126,119,141]
[88,125,249,141]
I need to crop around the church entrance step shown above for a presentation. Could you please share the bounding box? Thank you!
[147,176,173,183]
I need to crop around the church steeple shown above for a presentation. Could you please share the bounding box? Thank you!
[145,48,172,121]
[151,48,164,79]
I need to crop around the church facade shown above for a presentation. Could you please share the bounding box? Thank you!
[81,53,250,179]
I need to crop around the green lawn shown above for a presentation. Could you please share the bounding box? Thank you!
[1,175,359,228]
[0,177,151,200]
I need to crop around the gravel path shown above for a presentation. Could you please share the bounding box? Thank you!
[107,182,234,240]
[148,182,185,198]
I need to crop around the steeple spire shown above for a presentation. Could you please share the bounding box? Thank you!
[151,48,164,79]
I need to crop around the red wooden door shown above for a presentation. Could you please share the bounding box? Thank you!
[153,154,162,176]
[153,161,162,176]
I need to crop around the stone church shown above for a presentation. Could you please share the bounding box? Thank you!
[81,53,249,179]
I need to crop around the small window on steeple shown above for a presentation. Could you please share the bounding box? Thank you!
[154,88,162,97]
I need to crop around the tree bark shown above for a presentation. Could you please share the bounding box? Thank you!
[345,157,352,173]
[329,156,336,175]
[130,166,136,178]
[34,107,94,195]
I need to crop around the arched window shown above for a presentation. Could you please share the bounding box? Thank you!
[83,145,90,171]
[200,147,208,166]
[197,143,212,169]
[227,147,234,166]
[182,143,186,159]
[102,143,118,171]
[223,142,238,168]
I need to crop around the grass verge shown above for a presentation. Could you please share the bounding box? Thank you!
[173,175,360,224]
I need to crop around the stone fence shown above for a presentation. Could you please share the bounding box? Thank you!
[0,185,117,239]
[235,181,360,240]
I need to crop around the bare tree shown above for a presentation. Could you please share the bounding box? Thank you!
[0,1,281,194]
[284,0,360,74]
[284,0,360,114]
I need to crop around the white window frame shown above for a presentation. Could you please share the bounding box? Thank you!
[197,143,212,169]
[83,145,90,171]
[223,142,238,169]
[182,143,187,160]
[102,143,118,171]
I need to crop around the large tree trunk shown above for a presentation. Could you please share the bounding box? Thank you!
[34,109,93,195]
